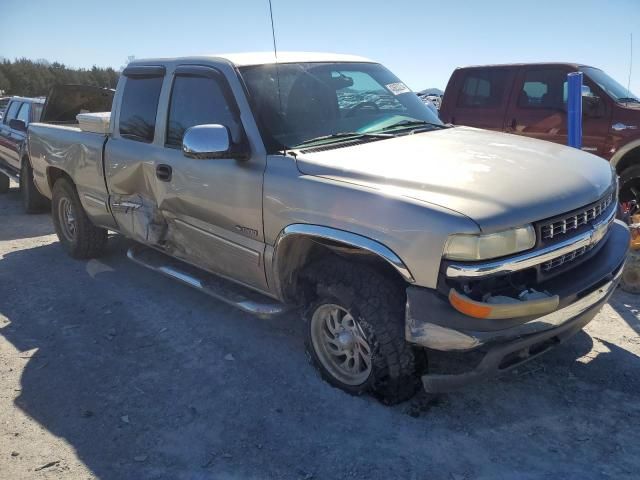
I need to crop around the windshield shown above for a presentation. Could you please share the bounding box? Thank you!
[239,62,443,150]
[583,67,639,103]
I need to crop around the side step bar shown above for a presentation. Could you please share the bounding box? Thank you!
[127,244,294,318]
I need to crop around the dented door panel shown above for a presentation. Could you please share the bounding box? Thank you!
[153,149,268,290]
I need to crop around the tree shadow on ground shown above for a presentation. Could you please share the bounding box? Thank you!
[1,238,640,479]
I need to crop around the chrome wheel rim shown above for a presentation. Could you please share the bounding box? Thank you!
[58,197,76,242]
[310,304,372,386]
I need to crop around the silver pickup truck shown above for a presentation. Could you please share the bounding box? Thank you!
[28,52,629,404]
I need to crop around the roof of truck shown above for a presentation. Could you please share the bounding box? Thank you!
[130,52,375,67]
[8,96,46,104]
[455,62,596,70]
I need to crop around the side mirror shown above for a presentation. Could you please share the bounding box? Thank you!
[9,119,27,132]
[182,124,235,160]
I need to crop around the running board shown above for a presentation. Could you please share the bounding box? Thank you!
[126,245,294,318]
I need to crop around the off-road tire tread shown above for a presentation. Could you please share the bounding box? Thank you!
[303,257,421,404]
[52,178,107,259]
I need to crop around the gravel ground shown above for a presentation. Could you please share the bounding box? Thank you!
[1,180,640,480]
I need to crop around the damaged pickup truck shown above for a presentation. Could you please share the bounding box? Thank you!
[28,53,629,404]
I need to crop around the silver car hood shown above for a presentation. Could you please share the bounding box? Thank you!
[295,126,614,232]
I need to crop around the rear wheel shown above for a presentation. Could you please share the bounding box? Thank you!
[52,177,108,259]
[0,173,8,193]
[303,258,422,404]
[20,159,49,213]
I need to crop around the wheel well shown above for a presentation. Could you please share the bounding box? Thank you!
[615,147,640,175]
[46,166,72,190]
[275,236,407,303]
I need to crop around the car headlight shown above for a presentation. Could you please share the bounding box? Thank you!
[444,225,536,261]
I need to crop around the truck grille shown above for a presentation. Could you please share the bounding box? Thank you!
[541,244,593,272]
[540,191,614,242]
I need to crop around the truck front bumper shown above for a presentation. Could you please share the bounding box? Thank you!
[406,220,629,393]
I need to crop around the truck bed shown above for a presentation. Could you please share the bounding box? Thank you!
[28,123,117,230]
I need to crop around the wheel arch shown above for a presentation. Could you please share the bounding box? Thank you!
[611,139,640,173]
[271,224,414,303]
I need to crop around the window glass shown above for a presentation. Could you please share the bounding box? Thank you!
[240,62,441,150]
[457,69,508,108]
[166,74,237,147]
[16,103,30,124]
[32,103,43,122]
[4,101,20,123]
[517,69,567,109]
[119,76,163,142]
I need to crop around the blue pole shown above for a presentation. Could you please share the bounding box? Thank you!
[567,72,583,149]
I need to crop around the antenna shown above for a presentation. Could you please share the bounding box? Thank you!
[268,0,284,119]
[628,33,633,99]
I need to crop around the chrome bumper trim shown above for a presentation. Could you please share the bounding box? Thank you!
[446,208,617,279]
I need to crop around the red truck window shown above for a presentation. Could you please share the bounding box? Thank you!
[517,69,567,110]
[457,69,509,108]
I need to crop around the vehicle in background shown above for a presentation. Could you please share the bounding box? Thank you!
[0,86,113,212]
[0,97,11,121]
[0,96,48,211]
[28,53,627,403]
[416,93,439,116]
[440,63,640,213]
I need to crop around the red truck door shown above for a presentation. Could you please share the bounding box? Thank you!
[441,67,516,131]
[505,66,609,155]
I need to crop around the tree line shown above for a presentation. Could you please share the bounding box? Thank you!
[0,58,120,97]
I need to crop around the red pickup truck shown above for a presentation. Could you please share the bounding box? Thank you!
[440,63,640,210]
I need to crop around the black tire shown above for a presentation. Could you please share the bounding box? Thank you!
[619,164,640,204]
[52,177,108,259]
[20,159,49,213]
[303,257,422,404]
[0,173,8,193]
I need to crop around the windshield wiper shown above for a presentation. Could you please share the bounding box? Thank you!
[617,97,640,103]
[293,131,393,148]
[378,120,447,132]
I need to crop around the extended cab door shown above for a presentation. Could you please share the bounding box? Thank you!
[440,67,516,130]
[505,66,609,155]
[0,100,28,171]
[105,63,268,291]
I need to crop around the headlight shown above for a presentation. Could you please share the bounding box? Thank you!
[444,225,536,261]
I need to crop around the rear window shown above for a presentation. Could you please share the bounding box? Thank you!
[119,76,163,143]
[457,69,509,108]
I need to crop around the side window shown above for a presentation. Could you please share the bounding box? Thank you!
[119,76,163,143]
[166,74,237,147]
[457,69,508,108]
[4,101,20,124]
[16,103,30,124]
[518,69,567,109]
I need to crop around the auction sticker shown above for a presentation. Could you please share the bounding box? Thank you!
[385,82,411,95]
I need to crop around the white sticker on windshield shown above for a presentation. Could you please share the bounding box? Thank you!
[385,82,411,95]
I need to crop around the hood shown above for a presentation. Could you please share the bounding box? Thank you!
[295,127,614,232]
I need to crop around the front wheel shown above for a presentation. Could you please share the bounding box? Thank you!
[52,177,108,259]
[303,258,422,404]
[619,165,640,214]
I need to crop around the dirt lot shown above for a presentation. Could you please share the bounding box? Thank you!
[1,181,639,480]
